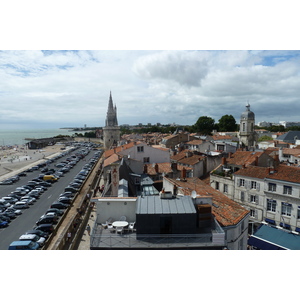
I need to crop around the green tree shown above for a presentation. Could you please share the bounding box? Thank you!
[258,135,273,142]
[194,116,215,135]
[217,114,237,132]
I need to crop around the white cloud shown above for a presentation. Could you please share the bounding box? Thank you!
[1,50,300,129]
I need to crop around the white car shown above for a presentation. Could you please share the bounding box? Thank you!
[19,234,46,247]
[13,201,29,209]
[6,207,22,215]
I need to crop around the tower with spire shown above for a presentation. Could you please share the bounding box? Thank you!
[103,92,120,149]
[239,103,257,148]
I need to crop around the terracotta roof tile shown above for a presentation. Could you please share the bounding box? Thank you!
[165,177,249,227]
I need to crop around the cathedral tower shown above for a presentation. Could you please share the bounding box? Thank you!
[103,92,120,149]
[239,104,257,148]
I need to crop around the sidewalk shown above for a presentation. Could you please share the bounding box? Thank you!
[0,145,69,181]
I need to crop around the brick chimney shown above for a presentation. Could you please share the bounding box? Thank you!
[255,156,259,166]
[143,164,148,174]
[222,157,226,165]
[181,167,187,179]
[154,163,159,173]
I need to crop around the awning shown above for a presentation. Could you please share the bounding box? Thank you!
[265,218,276,225]
[295,227,300,233]
[248,236,286,250]
[280,222,291,229]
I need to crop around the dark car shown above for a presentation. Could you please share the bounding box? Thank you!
[0,215,11,222]
[18,172,27,177]
[25,229,49,239]
[0,219,9,228]
[1,211,16,219]
[45,208,64,216]
[34,224,54,234]
[58,197,72,204]
[36,215,58,226]
[50,202,69,209]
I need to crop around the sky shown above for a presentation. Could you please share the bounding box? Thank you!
[1,49,300,129]
[1,1,300,132]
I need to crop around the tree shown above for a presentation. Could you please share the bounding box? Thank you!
[194,116,215,135]
[217,114,237,132]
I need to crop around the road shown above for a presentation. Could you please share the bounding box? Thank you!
[0,146,98,250]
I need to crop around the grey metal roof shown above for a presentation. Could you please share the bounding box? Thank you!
[240,104,255,120]
[136,195,196,215]
[276,131,300,143]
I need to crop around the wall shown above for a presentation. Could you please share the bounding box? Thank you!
[96,198,137,223]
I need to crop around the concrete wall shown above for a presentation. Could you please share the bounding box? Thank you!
[96,198,137,223]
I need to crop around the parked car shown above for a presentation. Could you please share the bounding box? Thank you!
[13,201,29,209]
[58,197,72,204]
[25,229,49,239]
[0,215,11,223]
[34,224,55,234]
[1,210,16,219]
[6,207,22,215]
[0,180,13,185]
[50,202,69,209]
[19,234,46,247]
[8,240,39,250]
[1,197,18,204]
[36,215,58,226]
[45,208,64,216]
[0,219,9,228]
[18,172,27,177]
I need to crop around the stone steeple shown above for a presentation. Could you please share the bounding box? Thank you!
[105,91,118,127]
[103,92,120,149]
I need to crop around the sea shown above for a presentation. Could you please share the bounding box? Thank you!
[0,128,75,146]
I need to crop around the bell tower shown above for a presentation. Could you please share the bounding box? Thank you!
[103,92,120,149]
[239,103,256,148]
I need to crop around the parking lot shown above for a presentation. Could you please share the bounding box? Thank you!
[0,142,102,250]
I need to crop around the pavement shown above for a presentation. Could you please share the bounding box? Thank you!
[0,144,67,181]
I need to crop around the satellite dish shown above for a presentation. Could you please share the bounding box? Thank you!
[191,190,197,199]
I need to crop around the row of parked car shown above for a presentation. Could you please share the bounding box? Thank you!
[0,143,96,228]
[7,145,103,249]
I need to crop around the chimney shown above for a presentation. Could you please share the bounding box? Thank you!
[255,156,259,166]
[154,163,159,173]
[181,167,187,179]
[242,164,246,169]
[222,157,226,165]
[143,164,148,174]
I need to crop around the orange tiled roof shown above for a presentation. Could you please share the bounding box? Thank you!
[103,153,121,167]
[227,151,264,166]
[165,177,249,227]
[283,148,300,156]
[104,141,141,158]
[185,139,205,145]
[178,155,205,166]
[235,164,300,183]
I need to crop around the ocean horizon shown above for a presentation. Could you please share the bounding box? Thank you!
[0,128,75,146]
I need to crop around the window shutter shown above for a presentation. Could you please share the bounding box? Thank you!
[256,195,259,205]
[237,179,240,187]
[254,209,258,219]
[257,183,260,191]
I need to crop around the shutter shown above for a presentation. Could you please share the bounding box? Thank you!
[257,182,260,191]
[237,179,240,187]
[256,195,259,205]
[254,209,258,219]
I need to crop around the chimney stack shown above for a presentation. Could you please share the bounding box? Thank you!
[181,167,187,179]
[143,164,148,174]
[154,163,159,173]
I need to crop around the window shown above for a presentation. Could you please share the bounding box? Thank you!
[242,122,245,132]
[281,203,292,216]
[251,181,257,189]
[143,157,150,163]
[283,185,292,195]
[297,207,300,219]
[267,199,276,212]
[241,191,245,201]
[215,181,219,190]
[268,183,276,192]
[239,179,245,187]
[250,195,258,204]
[137,146,144,152]
[250,209,256,218]
[223,184,228,193]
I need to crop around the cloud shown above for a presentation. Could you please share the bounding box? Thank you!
[1,50,300,129]
[133,51,209,87]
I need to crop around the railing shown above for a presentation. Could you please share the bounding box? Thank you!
[90,230,225,249]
